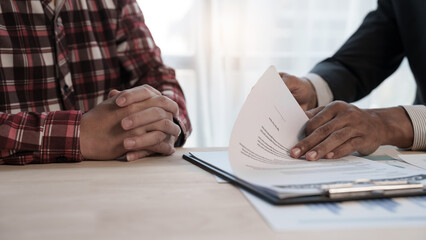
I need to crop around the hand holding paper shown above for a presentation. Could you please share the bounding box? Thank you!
[290,102,414,161]
[185,66,425,204]
[228,66,425,189]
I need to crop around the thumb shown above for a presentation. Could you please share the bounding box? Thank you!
[108,89,120,98]
[279,72,298,91]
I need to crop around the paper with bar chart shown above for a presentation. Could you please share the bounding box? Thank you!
[188,66,426,230]
[191,150,426,230]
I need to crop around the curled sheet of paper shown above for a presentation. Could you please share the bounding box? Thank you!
[228,66,425,189]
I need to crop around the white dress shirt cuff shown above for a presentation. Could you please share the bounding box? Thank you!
[305,73,333,107]
[402,105,426,150]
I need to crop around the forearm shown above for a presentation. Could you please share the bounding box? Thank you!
[0,111,84,165]
[115,0,192,144]
[368,106,413,148]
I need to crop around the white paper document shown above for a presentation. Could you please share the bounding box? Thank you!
[191,151,426,231]
[400,154,426,170]
[242,191,426,231]
[187,66,426,231]
[227,66,425,190]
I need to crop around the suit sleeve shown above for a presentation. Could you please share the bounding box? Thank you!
[310,0,404,102]
[115,0,192,146]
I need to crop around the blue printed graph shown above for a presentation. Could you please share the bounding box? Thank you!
[307,203,342,215]
[359,198,400,213]
[407,196,426,208]
[305,197,426,215]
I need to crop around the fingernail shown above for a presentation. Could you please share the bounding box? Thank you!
[116,97,126,106]
[122,118,133,129]
[326,152,334,159]
[124,139,136,149]
[291,148,301,157]
[307,151,317,160]
[126,153,135,162]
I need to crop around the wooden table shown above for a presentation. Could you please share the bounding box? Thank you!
[1,147,425,240]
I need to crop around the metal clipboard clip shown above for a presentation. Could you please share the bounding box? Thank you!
[321,179,425,199]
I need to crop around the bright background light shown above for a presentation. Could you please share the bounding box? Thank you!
[137,0,416,147]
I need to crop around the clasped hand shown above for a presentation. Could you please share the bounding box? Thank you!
[80,85,181,161]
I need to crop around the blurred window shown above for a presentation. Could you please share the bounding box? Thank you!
[138,0,416,147]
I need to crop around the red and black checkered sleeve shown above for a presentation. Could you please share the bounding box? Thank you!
[115,0,192,146]
[0,111,84,165]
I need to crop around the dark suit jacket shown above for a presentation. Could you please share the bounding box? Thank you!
[311,0,426,105]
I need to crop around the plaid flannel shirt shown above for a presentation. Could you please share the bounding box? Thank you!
[0,0,192,164]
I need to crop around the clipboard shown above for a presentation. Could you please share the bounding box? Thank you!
[182,153,426,205]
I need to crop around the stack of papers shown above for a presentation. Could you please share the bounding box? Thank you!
[184,66,426,230]
[191,150,426,231]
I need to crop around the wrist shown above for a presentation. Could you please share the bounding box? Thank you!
[307,79,318,108]
[79,114,90,159]
[368,107,414,148]
[302,77,318,109]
